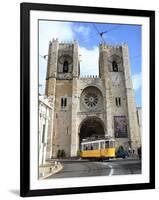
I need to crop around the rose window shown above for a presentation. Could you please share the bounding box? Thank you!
[84,94,98,108]
[81,86,103,111]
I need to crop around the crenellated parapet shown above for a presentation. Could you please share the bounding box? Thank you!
[79,75,100,79]
[99,42,127,50]
[79,75,102,88]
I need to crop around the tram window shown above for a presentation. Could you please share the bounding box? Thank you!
[109,141,114,148]
[85,145,88,150]
[86,145,91,150]
[101,142,105,149]
[92,143,99,150]
[105,141,109,148]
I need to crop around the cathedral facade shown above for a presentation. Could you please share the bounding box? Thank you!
[45,39,141,158]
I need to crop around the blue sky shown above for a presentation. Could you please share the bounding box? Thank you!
[39,20,141,107]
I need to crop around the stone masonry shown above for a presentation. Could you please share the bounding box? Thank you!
[45,39,141,158]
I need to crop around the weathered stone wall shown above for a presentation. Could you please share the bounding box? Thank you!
[45,40,78,157]
[45,39,141,157]
[99,43,141,151]
[52,80,72,157]
[122,44,141,150]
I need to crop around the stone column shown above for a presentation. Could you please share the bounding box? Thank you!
[122,44,140,150]
[70,41,79,157]
[104,79,113,137]
[71,78,79,157]
[99,46,113,138]
[45,39,59,157]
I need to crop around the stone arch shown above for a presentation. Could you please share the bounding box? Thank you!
[108,54,123,72]
[78,116,106,144]
[112,60,118,72]
[81,84,104,96]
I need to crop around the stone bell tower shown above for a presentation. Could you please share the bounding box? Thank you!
[99,43,140,150]
[45,39,80,157]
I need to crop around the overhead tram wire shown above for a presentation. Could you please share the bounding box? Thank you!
[77,24,121,45]
[92,24,106,43]
[39,24,122,60]
[91,24,122,44]
[78,32,99,45]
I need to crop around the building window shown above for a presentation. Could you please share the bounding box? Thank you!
[64,98,67,107]
[115,98,118,106]
[84,93,98,108]
[115,97,121,107]
[61,97,67,109]
[63,61,69,72]
[42,124,45,143]
[112,61,118,72]
[61,98,64,107]
[119,97,121,106]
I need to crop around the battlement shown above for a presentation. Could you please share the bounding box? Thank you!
[48,38,79,53]
[50,38,78,48]
[79,75,101,80]
[99,42,128,51]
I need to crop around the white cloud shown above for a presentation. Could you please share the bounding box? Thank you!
[39,21,75,94]
[132,73,141,91]
[74,25,90,37]
[79,46,99,76]
[39,21,75,55]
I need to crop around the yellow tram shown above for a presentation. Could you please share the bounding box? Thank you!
[80,138,115,160]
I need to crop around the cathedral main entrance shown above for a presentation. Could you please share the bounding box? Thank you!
[79,117,105,144]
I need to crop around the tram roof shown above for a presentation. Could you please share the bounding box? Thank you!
[81,136,115,144]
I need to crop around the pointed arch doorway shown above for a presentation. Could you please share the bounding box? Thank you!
[79,116,105,145]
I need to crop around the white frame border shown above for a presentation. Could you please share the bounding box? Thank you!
[30,10,150,190]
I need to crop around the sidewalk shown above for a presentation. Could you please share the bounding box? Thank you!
[39,161,63,179]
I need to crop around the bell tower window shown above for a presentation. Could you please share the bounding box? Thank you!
[61,98,64,107]
[112,61,118,72]
[63,61,69,72]
[61,97,67,109]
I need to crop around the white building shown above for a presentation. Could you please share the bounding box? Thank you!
[39,95,53,165]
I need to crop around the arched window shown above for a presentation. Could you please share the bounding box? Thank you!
[63,61,69,72]
[64,98,67,107]
[61,98,64,107]
[112,61,118,72]
[61,97,67,109]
